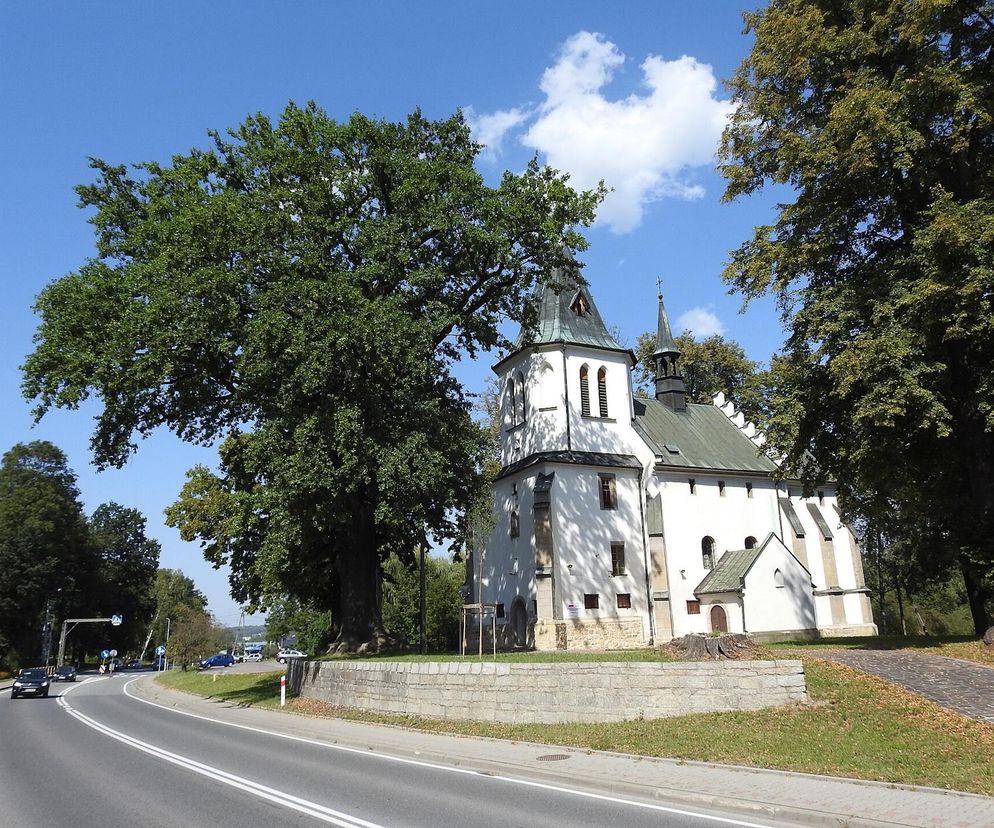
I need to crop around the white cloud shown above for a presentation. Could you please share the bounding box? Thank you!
[471,31,734,233]
[464,106,529,160]
[675,307,725,338]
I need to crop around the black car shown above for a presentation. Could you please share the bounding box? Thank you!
[52,664,77,682]
[11,668,51,699]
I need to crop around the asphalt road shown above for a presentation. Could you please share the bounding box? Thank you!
[0,670,794,828]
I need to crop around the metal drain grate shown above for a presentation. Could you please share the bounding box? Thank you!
[535,754,571,762]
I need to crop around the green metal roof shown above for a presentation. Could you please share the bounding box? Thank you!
[494,450,642,481]
[511,270,626,353]
[633,397,778,474]
[695,546,763,595]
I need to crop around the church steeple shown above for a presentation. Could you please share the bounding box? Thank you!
[653,287,687,412]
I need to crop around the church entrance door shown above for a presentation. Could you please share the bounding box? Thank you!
[511,599,528,647]
[710,605,728,633]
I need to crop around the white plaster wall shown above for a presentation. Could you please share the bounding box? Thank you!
[550,464,650,640]
[743,539,817,633]
[562,347,640,455]
[497,347,569,468]
[481,475,537,612]
[654,473,783,637]
[700,595,745,633]
[842,591,863,624]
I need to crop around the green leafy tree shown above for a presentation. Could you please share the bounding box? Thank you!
[89,503,160,656]
[720,0,994,633]
[0,442,93,669]
[23,102,600,650]
[634,331,771,427]
[168,603,223,670]
[264,596,333,656]
[150,568,207,651]
[382,553,465,652]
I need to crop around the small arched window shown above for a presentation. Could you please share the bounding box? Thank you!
[515,370,526,423]
[774,568,784,588]
[701,536,716,571]
[579,365,591,416]
[507,377,517,427]
[597,367,608,417]
[745,536,757,549]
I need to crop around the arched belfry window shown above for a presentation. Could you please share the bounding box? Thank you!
[597,367,608,417]
[507,377,517,427]
[745,536,757,550]
[579,364,591,416]
[515,370,526,424]
[570,291,590,316]
[702,536,716,571]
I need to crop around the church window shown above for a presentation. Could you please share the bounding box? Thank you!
[687,600,701,615]
[610,542,626,576]
[509,507,519,538]
[507,377,517,427]
[701,536,716,570]
[599,474,617,510]
[774,569,784,588]
[496,603,505,618]
[515,370,526,423]
[745,536,757,549]
[746,482,753,498]
[818,490,825,505]
[570,292,590,316]
[718,480,726,497]
[616,593,632,609]
[597,367,609,417]
[584,593,600,609]
[689,479,696,494]
[579,365,591,416]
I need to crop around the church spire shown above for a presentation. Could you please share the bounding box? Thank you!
[652,284,687,412]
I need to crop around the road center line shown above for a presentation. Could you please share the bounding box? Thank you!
[121,677,777,828]
[57,688,384,828]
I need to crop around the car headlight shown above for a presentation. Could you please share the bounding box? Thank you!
[13,681,23,687]
[41,681,49,687]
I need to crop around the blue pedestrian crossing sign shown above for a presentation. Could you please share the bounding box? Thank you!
[110,614,123,626]
[155,645,166,656]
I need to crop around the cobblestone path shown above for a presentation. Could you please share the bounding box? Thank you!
[819,649,994,723]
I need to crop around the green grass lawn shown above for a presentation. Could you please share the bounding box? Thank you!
[156,669,286,708]
[157,651,994,795]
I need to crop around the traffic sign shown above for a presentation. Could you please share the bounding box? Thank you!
[155,645,166,656]
[110,614,123,626]
[100,649,110,659]
[110,649,118,657]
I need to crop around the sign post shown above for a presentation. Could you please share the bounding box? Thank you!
[56,616,123,668]
[280,674,287,707]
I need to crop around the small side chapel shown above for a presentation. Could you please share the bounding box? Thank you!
[470,271,877,650]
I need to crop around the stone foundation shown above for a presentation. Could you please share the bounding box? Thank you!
[292,658,807,723]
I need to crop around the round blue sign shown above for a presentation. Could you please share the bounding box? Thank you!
[100,649,110,659]
[155,645,166,656]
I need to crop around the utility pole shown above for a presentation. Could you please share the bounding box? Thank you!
[419,543,427,655]
[233,610,244,655]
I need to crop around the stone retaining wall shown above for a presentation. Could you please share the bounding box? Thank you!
[292,658,807,723]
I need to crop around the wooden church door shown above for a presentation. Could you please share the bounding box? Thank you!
[710,605,728,633]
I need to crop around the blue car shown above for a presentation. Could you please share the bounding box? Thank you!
[197,653,235,670]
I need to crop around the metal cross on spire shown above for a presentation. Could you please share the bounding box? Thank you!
[656,275,664,299]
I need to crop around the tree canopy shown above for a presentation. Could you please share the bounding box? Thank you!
[720,0,994,632]
[24,103,601,649]
[0,442,91,668]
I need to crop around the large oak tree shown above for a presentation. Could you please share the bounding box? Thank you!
[720,0,994,632]
[24,103,600,649]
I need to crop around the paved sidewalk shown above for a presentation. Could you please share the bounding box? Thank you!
[132,676,994,828]
[817,650,994,723]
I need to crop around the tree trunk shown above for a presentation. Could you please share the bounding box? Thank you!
[961,561,992,637]
[328,498,388,653]
[895,577,906,636]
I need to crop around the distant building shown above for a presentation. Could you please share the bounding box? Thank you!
[470,272,876,649]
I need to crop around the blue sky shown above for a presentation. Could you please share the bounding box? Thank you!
[1,1,781,626]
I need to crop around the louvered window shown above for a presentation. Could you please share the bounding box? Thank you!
[702,536,716,570]
[579,365,590,416]
[597,367,608,417]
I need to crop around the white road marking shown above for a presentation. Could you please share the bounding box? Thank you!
[57,686,384,828]
[121,678,779,828]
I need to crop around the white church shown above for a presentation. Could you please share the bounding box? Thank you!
[471,272,877,650]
